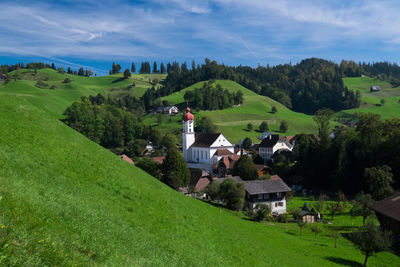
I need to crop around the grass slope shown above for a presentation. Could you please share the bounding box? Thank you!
[0,69,159,118]
[144,80,319,143]
[1,87,399,266]
[340,77,400,119]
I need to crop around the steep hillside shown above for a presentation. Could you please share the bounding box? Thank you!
[340,77,400,119]
[144,80,319,143]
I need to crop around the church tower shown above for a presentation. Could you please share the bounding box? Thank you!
[182,107,195,162]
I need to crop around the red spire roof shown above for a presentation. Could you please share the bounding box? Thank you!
[182,107,194,121]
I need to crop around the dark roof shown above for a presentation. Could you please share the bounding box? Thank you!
[258,134,287,148]
[192,133,221,148]
[215,148,234,156]
[370,192,400,222]
[245,179,291,195]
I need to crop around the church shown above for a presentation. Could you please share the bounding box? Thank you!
[182,107,238,173]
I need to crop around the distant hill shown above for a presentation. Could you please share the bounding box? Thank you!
[339,76,400,119]
[144,80,319,143]
[0,69,398,265]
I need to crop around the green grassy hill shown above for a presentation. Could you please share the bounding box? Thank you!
[1,69,159,118]
[340,77,400,119]
[144,80,319,143]
[0,70,399,265]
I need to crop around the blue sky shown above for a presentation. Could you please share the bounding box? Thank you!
[1,0,400,75]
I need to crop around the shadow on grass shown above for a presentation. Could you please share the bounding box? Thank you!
[324,257,362,267]
[112,77,126,83]
[326,225,359,232]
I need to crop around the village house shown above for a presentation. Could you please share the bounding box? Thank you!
[182,107,236,173]
[258,134,293,162]
[244,178,292,214]
[156,105,179,115]
[370,192,400,235]
[370,85,381,92]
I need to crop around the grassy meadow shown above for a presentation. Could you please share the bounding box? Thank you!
[340,77,400,119]
[144,80,319,143]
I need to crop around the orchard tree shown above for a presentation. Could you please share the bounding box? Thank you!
[123,68,131,79]
[271,106,277,113]
[280,120,288,132]
[241,137,252,150]
[351,221,391,266]
[259,121,269,132]
[350,192,375,225]
[195,116,218,133]
[247,122,253,131]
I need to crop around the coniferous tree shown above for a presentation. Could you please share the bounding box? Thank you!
[131,62,136,73]
[153,62,158,73]
[160,63,166,73]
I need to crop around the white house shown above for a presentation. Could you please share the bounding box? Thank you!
[157,105,179,115]
[258,134,293,161]
[244,178,292,214]
[182,107,235,173]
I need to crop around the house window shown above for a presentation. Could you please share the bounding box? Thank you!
[275,203,278,207]
[278,202,283,207]
[201,151,203,159]
[263,193,269,199]
[258,194,263,200]
[277,192,282,198]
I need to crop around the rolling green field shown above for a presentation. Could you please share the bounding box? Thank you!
[0,69,159,119]
[340,77,400,119]
[1,75,399,266]
[144,80,319,143]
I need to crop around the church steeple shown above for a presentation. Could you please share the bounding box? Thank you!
[182,107,195,161]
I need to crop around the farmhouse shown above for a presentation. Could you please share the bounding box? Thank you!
[182,107,235,173]
[157,105,179,115]
[370,192,400,235]
[370,85,381,92]
[258,134,293,161]
[244,178,291,214]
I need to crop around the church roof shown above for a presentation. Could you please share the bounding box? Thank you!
[215,148,234,156]
[191,133,221,148]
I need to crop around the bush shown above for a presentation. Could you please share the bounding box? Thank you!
[253,204,271,221]
[280,120,288,132]
[63,78,71,83]
[50,85,57,90]
[35,80,48,88]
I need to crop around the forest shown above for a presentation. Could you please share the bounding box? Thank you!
[63,96,161,157]
[281,112,400,196]
[183,81,244,110]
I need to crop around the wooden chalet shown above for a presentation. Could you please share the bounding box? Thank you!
[370,192,400,235]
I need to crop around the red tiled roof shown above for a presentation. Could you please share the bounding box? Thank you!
[151,156,165,164]
[119,154,134,165]
[286,136,294,142]
[195,178,210,191]
[215,148,234,156]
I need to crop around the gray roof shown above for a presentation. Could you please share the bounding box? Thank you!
[244,179,291,195]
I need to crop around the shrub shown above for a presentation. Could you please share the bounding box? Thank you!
[63,78,71,83]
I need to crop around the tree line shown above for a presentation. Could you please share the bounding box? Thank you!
[183,81,244,110]
[145,58,361,114]
[290,111,400,197]
[0,62,93,77]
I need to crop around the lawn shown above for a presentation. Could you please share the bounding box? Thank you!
[1,73,399,266]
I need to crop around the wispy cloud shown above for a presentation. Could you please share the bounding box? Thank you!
[1,0,400,72]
